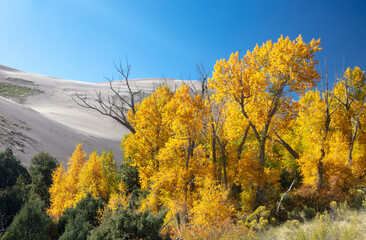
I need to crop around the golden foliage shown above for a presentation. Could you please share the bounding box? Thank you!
[48,144,120,220]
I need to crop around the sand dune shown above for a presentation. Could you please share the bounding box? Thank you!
[0,65,184,165]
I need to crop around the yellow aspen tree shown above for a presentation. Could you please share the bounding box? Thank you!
[209,35,321,206]
[48,143,87,219]
[65,143,87,200]
[190,177,235,230]
[76,151,108,202]
[333,67,366,176]
[47,164,67,220]
[295,90,330,188]
[122,85,173,190]
[141,85,211,225]
[295,67,365,192]
[101,151,119,197]
[208,100,262,211]
[295,85,352,191]
[106,182,129,212]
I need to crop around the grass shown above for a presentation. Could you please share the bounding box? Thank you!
[179,202,366,240]
[0,83,43,103]
[259,202,365,240]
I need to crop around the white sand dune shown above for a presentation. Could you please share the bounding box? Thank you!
[0,65,185,165]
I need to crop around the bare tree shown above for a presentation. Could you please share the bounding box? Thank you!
[189,63,209,98]
[72,60,145,134]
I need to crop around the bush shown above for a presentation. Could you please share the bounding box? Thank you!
[0,148,30,190]
[181,218,256,240]
[244,206,273,231]
[0,148,30,232]
[119,158,140,193]
[89,207,166,240]
[4,196,51,240]
[58,194,104,240]
[29,152,58,206]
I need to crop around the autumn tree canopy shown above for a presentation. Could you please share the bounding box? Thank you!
[47,35,366,237]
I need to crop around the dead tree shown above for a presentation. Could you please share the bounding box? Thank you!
[72,60,145,134]
[189,63,209,98]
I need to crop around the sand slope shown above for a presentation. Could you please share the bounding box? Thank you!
[0,64,183,165]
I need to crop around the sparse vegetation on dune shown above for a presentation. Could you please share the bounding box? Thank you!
[0,83,42,103]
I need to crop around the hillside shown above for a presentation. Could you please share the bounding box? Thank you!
[0,64,181,165]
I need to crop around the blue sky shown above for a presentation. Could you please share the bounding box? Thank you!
[0,0,365,83]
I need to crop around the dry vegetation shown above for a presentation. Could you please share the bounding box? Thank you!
[0,83,42,103]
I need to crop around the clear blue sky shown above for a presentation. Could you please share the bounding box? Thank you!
[0,0,365,83]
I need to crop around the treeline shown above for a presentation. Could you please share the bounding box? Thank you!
[118,35,366,237]
[0,149,58,239]
[2,35,366,239]
[1,146,167,239]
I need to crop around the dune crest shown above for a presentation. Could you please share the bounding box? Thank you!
[0,65,182,165]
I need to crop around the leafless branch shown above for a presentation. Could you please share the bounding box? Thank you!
[72,60,146,134]
[277,179,296,213]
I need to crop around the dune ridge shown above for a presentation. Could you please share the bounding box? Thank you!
[0,65,183,165]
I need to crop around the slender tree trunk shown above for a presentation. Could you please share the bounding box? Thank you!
[237,127,249,160]
[216,136,228,189]
[348,104,364,164]
[223,154,228,189]
[254,138,267,208]
[317,150,326,190]
[211,124,218,180]
[259,138,266,167]
[317,115,331,190]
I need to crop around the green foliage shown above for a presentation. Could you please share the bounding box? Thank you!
[0,148,30,190]
[288,206,317,222]
[0,148,30,233]
[29,152,58,188]
[0,83,43,103]
[89,207,166,240]
[4,196,51,240]
[119,158,140,193]
[29,152,58,206]
[57,193,104,240]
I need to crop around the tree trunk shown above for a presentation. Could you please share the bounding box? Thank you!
[317,150,326,190]
[254,138,267,207]
[216,136,228,189]
[317,114,331,190]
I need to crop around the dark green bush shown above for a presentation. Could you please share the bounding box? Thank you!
[4,196,51,240]
[58,194,104,240]
[89,207,166,240]
[29,152,58,206]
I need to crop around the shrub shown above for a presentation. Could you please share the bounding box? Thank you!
[29,152,58,206]
[4,197,51,240]
[58,194,104,240]
[89,207,166,240]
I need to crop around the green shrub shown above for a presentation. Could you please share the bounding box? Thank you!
[29,152,58,206]
[4,196,51,240]
[89,207,166,240]
[58,194,104,240]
